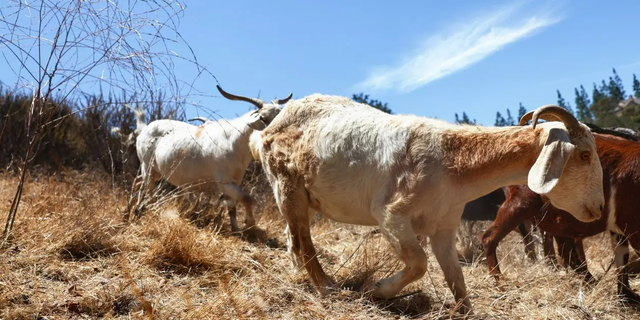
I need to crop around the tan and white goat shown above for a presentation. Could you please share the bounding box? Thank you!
[250,95,605,313]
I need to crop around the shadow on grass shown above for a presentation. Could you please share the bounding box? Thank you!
[334,272,433,319]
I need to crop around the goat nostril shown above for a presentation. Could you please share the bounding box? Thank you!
[599,205,604,212]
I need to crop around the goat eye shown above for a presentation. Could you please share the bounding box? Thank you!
[581,151,590,161]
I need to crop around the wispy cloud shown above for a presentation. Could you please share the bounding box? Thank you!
[619,60,640,70]
[357,2,561,93]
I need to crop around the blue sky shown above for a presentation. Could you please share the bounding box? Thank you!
[172,0,639,125]
[3,0,640,126]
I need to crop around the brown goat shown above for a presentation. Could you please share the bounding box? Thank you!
[482,132,640,303]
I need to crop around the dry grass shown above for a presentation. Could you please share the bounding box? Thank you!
[1,170,640,319]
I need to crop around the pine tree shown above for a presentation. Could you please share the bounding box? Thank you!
[556,90,574,115]
[599,80,610,98]
[608,68,626,101]
[463,112,476,124]
[351,93,392,113]
[574,85,593,122]
[455,112,476,124]
[633,74,640,98]
[593,83,604,104]
[518,103,527,122]
[505,109,515,126]
[495,111,506,126]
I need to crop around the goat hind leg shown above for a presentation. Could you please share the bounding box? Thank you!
[612,232,640,303]
[371,213,427,299]
[284,224,305,271]
[275,178,332,294]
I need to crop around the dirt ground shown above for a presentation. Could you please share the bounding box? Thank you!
[1,170,639,319]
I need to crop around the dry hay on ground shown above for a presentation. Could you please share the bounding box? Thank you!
[1,170,639,319]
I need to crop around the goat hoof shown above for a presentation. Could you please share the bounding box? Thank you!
[620,289,640,305]
[317,281,336,297]
[369,281,395,299]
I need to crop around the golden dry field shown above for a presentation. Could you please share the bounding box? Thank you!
[1,170,639,319]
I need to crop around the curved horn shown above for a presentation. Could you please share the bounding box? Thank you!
[519,110,534,126]
[519,105,582,135]
[123,103,136,113]
[217,85,266,109]
[189,117,210,123]
[273,93,293,105]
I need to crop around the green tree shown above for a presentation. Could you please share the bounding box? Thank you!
[505,109,515,126]
[556,90,574,115]
[495,111,506,126]
[608,68,626,102]
[599,80,610,99]
[455,112,476,124]
[592,83,605,104]
[633,74,640,98]
[591,96,622,127]
[352,93,392,114]
[517,103,527,121]
[574,85,593,122]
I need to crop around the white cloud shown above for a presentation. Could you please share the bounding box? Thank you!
[357,3,561,93]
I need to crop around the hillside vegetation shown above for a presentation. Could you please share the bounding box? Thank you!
[1,170,639,319]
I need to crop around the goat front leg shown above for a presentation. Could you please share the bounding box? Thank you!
[541,230,558,268]
[220,184,255,230]
[555,236,593,283]
[482,204,534,280]
[517,221,538,261]
[218,194,240,232]
[573,238,594,283]
[431,228,473,314]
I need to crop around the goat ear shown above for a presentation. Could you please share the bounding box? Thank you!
[527,128,575,194]
[247,112,267,131]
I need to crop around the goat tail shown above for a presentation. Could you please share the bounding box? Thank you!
[124,103,147,131]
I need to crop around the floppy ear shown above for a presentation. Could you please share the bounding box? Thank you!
[246,111,267,131]
[528,128,576,194]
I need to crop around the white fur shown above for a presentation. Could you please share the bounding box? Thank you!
[607,186,624,235]
[610,233,630,268]
[121,103,282,230]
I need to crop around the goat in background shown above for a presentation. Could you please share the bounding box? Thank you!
[114,85,291,231]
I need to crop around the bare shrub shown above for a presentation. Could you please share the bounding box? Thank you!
[0,0,203,243]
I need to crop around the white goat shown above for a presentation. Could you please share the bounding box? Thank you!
[250,95,605,314]
[122,85,291,231]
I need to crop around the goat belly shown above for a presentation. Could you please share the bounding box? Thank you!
[306,183,379,226]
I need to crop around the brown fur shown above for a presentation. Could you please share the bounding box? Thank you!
[262,126,319,188]
[194,125,205,139]
[481,133,640,302]
[441,126,541,180]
